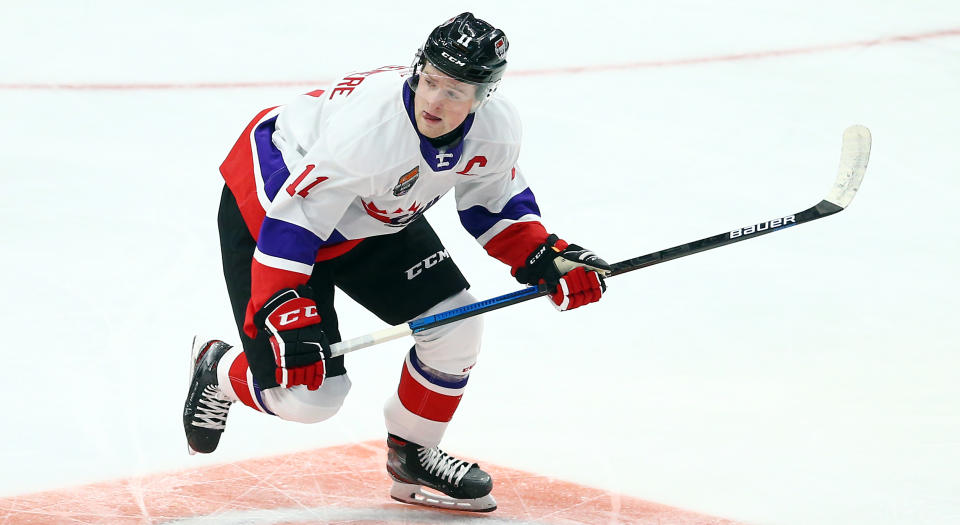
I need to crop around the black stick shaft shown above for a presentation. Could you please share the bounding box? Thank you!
[412,199,844,332]
[610,199,842,277]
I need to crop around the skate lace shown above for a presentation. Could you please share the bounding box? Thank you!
[418,446,473,486]
[192,385,232,430]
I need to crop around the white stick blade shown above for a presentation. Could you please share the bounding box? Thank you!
[825,125,871,209]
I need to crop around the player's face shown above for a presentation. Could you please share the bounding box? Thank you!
[413,63,477,138]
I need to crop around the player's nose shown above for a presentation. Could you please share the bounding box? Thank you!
[423,89,444,109]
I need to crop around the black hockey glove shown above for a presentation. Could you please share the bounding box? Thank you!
[253,286,331,390]
[514,234,612,311]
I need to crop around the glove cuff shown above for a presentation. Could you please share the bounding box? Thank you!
[514,234,568,285]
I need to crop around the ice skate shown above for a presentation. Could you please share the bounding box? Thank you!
[386,434,496,512]
[182,337,235,454]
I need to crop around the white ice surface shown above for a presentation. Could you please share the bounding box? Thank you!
[1,2,958,524]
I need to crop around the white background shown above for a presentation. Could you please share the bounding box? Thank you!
[1,1,958,524]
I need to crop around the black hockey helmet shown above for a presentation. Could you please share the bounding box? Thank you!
[421,12,508,84]
[410,13,509,110]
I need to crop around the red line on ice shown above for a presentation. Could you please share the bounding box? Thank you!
[2,27,958,91]
[509,27,960,76]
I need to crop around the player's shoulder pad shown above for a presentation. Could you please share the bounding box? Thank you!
[275,90,327,152]
[463,94,522,173]
[469,94,522,146]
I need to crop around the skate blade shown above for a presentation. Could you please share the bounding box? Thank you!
[390,481,497,512]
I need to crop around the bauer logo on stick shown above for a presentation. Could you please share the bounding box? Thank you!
[729,215,797,238]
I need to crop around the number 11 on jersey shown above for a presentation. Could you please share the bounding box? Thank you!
[286,164,328,198]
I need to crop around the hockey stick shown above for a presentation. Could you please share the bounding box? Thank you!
[328,125,871,358]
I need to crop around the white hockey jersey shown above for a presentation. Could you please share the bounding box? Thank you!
[219,66,551,335]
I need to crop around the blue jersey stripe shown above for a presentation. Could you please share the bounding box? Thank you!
[253,116,290,201]
[257,217,349,266]
[457,187,541,239]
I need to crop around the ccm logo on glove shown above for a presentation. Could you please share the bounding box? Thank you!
[273,302,319,327]
[254,287,331,390]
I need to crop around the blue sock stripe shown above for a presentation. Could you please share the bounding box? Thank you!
[409,348,469,390]
[252,381,276,416]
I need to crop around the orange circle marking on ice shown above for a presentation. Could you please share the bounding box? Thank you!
[0,441,742,524]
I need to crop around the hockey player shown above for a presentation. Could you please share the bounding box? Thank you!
[183,12,611,512]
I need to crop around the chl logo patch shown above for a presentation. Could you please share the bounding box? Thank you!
[393,166,420,197]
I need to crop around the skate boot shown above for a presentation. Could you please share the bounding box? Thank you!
[386,434,496,512]
[182,338,235,454]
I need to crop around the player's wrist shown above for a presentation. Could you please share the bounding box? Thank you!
[514,234,566,285]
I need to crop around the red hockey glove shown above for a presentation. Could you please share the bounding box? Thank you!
[253,286,330,390]
[514,234,612,311]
